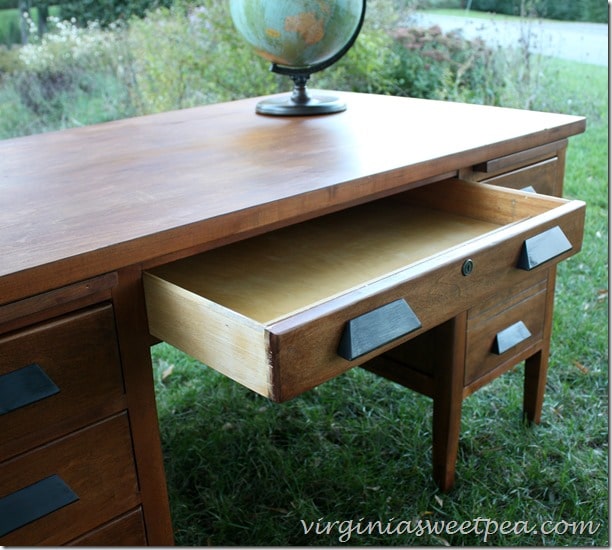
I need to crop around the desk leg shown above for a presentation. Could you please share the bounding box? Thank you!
[113,266,174,545]
[523,351,547,424]
[523,268,556,425]
[432,312,467,492]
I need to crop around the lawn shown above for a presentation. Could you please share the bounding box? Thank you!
[424,6,608,24]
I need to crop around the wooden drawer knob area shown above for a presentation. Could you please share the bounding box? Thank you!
[0,474,78,538]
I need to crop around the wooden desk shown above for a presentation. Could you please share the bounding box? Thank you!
[0,92,585,545]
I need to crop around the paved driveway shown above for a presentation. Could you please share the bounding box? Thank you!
[409,12,608,66]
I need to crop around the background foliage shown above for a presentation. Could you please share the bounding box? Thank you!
[466,0,608,22]
[0,0,608,48]
[1,0,520,136]
[60,0,173,27]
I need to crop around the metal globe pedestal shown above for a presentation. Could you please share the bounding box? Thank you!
[256,74,346,116]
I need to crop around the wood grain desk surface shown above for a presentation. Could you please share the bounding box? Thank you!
[0,92,585,305]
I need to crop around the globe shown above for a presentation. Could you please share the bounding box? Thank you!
[229,0,367,115]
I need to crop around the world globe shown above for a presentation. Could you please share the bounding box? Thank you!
[229,0,367,115]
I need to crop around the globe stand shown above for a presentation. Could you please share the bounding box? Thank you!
[256,74,346,116]
[231,0,367,117]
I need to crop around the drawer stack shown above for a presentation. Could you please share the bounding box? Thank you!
[0,279,146,545]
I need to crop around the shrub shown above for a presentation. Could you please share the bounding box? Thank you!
[2,13,133,134]
[121,2,281,114]
[385,25,502,104]
[0,43,20,76]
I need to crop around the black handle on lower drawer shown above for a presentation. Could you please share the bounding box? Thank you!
[493,320,532,355]
[0,475,79,537]
[338,299,422,361]
[518,225,572,270]
[0,363,60,416]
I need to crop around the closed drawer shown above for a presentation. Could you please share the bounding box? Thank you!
[464,140,566,196]
[0,413,140,546]
[67,508,147,546]
[465,277,548,386]
[0,304,126,461]
[144,179,585,402]
[479,157,561,196]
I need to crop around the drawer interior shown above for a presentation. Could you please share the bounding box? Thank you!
[148,179,563,325]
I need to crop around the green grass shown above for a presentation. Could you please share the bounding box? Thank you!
[423,7,527,22]
[152,58,608,546]
[422,7,608,25]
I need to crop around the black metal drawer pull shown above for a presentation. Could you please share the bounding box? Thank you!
[518,225,572,270]
[0,363,60,416]
[338,299,422,361]
[493,320,532,355]
[0,475,79,537]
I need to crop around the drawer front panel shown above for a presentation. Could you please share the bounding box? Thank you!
[67,508,147,546]
[0,305,126,461]
[465,278,548,385]
[480,157,560,196]
[0,413,140,546]
[463,140,567,197]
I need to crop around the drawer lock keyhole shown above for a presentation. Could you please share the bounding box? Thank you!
[462,259,474,276]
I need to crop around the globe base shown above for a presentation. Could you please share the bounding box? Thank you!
[256,92,346,116]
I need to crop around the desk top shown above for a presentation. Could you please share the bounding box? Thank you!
[0,92,585,305]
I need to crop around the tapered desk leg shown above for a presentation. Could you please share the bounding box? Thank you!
[523,350,548,424]
[523,268,556,425]
[432,312,468,492]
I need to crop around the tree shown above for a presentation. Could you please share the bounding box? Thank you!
[18,0,31,44]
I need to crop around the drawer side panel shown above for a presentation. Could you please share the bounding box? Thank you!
[144,273,271,397]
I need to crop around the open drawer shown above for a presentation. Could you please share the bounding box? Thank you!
[144,179,585,402]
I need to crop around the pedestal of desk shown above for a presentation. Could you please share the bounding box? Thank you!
[363,269,557,491]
